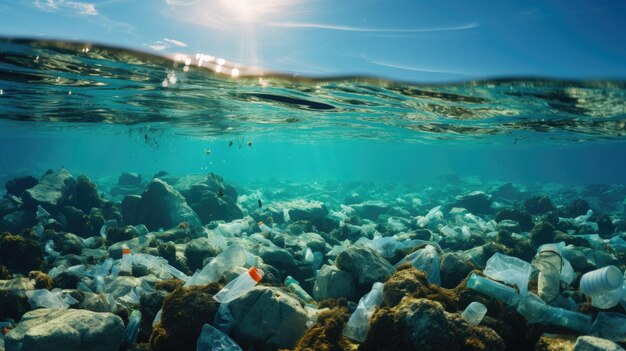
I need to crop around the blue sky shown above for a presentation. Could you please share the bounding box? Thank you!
[0,0,625,81]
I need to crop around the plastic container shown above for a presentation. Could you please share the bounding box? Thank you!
[396,244,441,286]
[119,245,132,274]
[590,283,625,309]
[462,302,487,325]
[484,252,532,295]
[466,273,519,305]
[184,245,247,287]
[197,323,242,351]
[516,293,592,333]
[213,266,264,304]
[580,266,623,296]
[285,276,314,303]
[343,282,384,342]
[122,310,142,348]
[258,221,271,234]
[591,312,626,342]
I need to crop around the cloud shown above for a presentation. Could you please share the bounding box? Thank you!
[266,22,479,33]
[163,38,188,47]
[148,38,189,51]
[34,0,97,15]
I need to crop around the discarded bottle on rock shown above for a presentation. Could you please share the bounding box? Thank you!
[284,276,314,303]
[343,282,384,342]
[258,221,271,234]
[122,310,142,348]
[516,293,592,333]
[197,323,242,351]
[213,266,264,304]
[119,244,133,274]
[466,273,519,305]
[462,302,487,325]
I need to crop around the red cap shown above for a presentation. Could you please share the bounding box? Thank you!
[248,266,263,282]
[122,248,131,255]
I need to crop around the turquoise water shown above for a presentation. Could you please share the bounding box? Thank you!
[1,38,625,186]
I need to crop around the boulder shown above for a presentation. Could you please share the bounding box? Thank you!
[271,199,328,224]
[524,195,555,215]
[184,237,220,272]
[0,211,35,233]
[535,334,576,351]
[22,169,75,210]
[573,336,624,351]
[66,175,102,213]
[494,208,533,232]
[181,184,242,224]
[360,298,505,351]
[335,244,394,285]
[0,196,20,218]
[4,308,124,351]
[530,222,556,248]
[454,191,493,214]
[229,286,309,350]
[351,200,389,220]
[0,232,43,274]
[5,176,38,197]
[134,179,201,231]
[118,172,142,186]
[121,195,141,225]
[313,264,357,301]
[440,252,475,289]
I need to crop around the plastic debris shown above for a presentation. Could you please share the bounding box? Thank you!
[396,244,441,285]
[285,276,314,303]
[343,282,384,342]
[122,310,142,348]
[484,252,532,295]
[213,266,264,304]
[196,323,242,351]
[185,244,247,287]
[25,289,79,310]
[462,302,487,325]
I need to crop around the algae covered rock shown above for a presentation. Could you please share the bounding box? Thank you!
[229,286,309,350]
[0,232,44,274]
[455,191,493,214]
[382,264,458,310]
[292,306,354,351]
[524,195,555,215]
[335,244,393,285]
[360,298,505,351]
[530,222,556,248]
[149,284,220,351]
[67,175,103,213]
[4,308,124,351]
[0,211,35,233]
[494,208,533,232]
[133,179,201,231]
[5,176,38,197]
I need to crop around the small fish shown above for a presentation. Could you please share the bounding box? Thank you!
[229,141,233,147]
[218,189,224,197]
[204,149,211,155]
[258,199,262,208]
[247,141,252,147]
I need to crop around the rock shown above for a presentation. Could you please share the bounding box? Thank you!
[573,336,624,351]
[118,172,142,186]
[181,183,242,224]
[271,199,328,224]
[382,264,458,310]
[60,233,85,255]
[440,253,475,289]
[4,308,124,351]
[28,271,53,290]
[5,176,38,197]
[335,244,393,285]
[61,206,103,238]
[0,289,30,321]
[524,195,555,215]
[292,306,354,351]
[258,246,295,266]
[455,191,493,214]
[298,232,327,251]
[184,237,220,272]
[22,168,75,210]
[0,211,35,233]
[66,175,102,213]
[121,195,141,225]
[0,196,20,218]
[360,298,505,351]
[75,291,115,313]
[52,271,83,289]
[149,284,220,351]
[596,214,615,238]
[105,225,137,244]
[139,290,167,342]
[565,199,591,218]
[494,208,533,232]
[533,334,576,351]
[0,232,44,274]
[351,200,389,220]
[134,179,201,231]
[530,222,556,248]
[229,286,309,350]
[313,264,357,301]
[102,276,144,299]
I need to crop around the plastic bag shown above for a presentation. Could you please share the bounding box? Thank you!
[185,245,247,287]
[484,252,531,295]
[197,324,242,351]
[122,310,142,348]
[343,282,384,342]
[592,312,626,342]
[25,289,78,309]
[396,245,441,286]
[212,303,235,334]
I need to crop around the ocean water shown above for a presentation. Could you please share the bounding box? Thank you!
[2,38,626,350]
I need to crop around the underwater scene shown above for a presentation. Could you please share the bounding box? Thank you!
[1,36,626,351]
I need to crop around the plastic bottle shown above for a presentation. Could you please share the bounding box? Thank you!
[258,221,271,234]
[466,273,519,305]
[184,245,247,287]
[213,266,264,304]
[516,293,592,333]
[343,282,384,342]
[122,310,142,348]
[580,266,623,296]
[462,302,487,325]
[284,276,314,303]
[197,323,242,351]
[119,245,133,274]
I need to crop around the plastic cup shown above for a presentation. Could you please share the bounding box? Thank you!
[580,266,622,297]
[462,302,487,325]
[466,273,519,305]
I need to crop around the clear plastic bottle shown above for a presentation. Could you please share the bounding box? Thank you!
[119,245,133,274]
[284,276,314,303]
[343,282,384,342]
[466,273,519,305]
[213,266,264,304]
[462,302,487,325]
[122,310,142,348]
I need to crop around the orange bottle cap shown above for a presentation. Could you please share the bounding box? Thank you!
[122,248,131,255]
[258,221,264,226]
[248,266,264,282]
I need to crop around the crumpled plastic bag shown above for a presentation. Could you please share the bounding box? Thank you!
[484,252,532,295]
[25,289,78,309]
[396,245,441,286]
[196,324,242,351]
